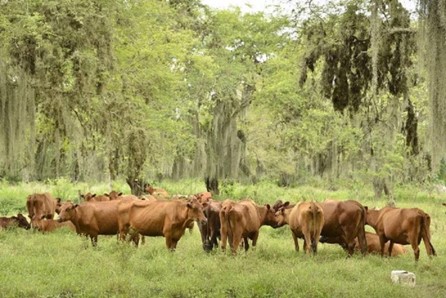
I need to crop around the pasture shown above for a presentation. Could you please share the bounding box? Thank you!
[0,179,446,297]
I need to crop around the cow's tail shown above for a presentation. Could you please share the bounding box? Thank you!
[219,205,233,251]
[310,202,323,253]
[357,206,368,256]
[420,212,436,257]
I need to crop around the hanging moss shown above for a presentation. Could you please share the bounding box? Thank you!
[419,0,446,173]
[300,1,413,114]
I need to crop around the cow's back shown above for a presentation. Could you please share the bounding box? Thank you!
[126,200,172,236]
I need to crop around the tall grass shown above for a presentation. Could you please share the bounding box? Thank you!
[0,179,445,297]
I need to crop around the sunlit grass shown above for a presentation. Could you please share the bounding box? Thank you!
[0,179,445,297]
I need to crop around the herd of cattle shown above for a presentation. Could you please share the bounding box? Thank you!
[0,185,438,261]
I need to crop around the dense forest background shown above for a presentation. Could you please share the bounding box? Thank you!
[1,0,445,197]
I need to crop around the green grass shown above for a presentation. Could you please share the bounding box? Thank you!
[0,179,445,297]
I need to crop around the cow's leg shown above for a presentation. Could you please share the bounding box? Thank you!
[292,231,299,252]
[210,228,219,250]
[231,232,242,255]
[388,241,394,256]
[312,229,322,254]
[90,235,98,247]
[243,237,249,251]
[411,241,420,261]
[220,224,228,252]
[378,234,387,258]
[408,231,420,261]
[251,232,259,250]
[302,229,311,254]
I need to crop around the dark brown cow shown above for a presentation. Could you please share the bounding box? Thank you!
[198,200,222,251]
[32,218,76,233]
[0,213,31,230]
[318,200,368,256]
[366,206,436,261]
[275,201,324,254]
[58,200,128,246]
[118,197,207,250]
[219,199,278,255]
[26,193,61,220]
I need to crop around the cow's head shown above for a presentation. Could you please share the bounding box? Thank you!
[58,202,78,222]
[106,191,123,200]
[186,198,207,224]
[14,213,31,230]
[195,192,212,204]
[80,192,95,202]
[262,204,281,228]
[274,202,291,227]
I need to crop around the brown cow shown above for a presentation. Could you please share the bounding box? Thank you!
[197,199,222,251]
[317,200,368,256]
[195,192,212,203]
[58,200,127,246]
[32,218,76,233]
[219,199,278,255]
[80,192,110,202]
[275,201,324,254]
[362,232,406,256]
[26,193,61,220]
[0,213,31,230]
[320,231,407,256]
[118,197,207,250]
[143,184,170,200]
[366,206,436,261]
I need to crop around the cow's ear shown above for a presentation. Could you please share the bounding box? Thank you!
[56,198,61,204]
[283,201,290,208]
[266,204,271,210]
[118,192,123,196]
[364,206,368,211]
[73,204,79,209]
[92,194,96,198]
[201,201,209,208]
[104,193,109,197]
[187,202,192,209]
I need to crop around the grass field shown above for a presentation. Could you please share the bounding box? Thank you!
[0,179,445,297]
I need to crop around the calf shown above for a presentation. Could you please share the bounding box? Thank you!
[276,201,324,254]
[0,213,30,230]
[320,231,407,256]
[366,206,436,261]
[219,199,278,255]
[32,218,76,233]
[118,197,207,250]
